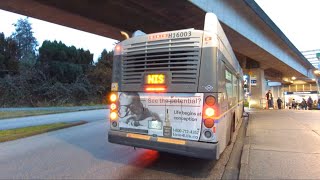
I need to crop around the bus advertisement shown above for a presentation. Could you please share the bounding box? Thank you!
[108,12,244,159]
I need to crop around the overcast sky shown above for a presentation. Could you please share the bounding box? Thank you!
[255,0,320,52]
[0,9,117,61]
[0,0,319,61]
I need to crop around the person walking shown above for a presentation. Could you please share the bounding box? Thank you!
[301,98,307,110]
[307,96,313,110]
[277,97,283,109]
[292,99,297,109]
[266,90,273,109]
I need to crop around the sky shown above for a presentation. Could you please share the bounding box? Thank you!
[254,0,320,52]
[0,1,319,61]
[0,9,118,62]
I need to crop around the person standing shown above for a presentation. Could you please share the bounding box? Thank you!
[266,90,273,109]
[307,96,313,110]
[277,97,283,109]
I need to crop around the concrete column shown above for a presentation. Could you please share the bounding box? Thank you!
[248,68,269,108]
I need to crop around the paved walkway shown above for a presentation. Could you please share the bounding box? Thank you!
[239,108,320,179]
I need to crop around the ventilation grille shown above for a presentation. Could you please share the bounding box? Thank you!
[122,37,201,85]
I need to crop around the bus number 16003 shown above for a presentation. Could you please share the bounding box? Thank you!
[168,31,191,39]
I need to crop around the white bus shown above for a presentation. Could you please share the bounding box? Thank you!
[108,13,244,159]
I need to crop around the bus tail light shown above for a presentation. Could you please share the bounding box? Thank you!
[205,107,215,117]
[110,103,117,111]
[109,93,119,127]
[110,93,117,102]
[110,111,118,120]
[204,118,214,128]
[205,95,216,106]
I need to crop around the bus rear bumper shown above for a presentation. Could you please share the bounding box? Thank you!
[108,130,218,159]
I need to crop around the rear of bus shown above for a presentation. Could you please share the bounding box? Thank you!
[108,13,227,159]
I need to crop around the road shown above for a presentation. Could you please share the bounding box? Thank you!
[0,109,108,130]
[0,117,237,179]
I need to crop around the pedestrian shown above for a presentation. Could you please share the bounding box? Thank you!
[307,96,313,110]
[318,99,320,110]
[277,97,283,109]
[266,90,273,109]
[292,99,297,109]
[301,98,307,110]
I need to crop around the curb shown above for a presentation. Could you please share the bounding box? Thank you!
[239,113,250,179]
[239,144,250,179]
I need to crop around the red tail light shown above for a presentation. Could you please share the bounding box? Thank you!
[203,95,218,129]
[205,95,216,106]
[204,118,214,128]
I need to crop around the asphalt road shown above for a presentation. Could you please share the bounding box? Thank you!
[0,117,237,179]
[0,109,108,130]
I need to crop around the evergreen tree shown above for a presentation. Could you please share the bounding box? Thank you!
[87,49,113,97]
[0,32,19,77]
[38,40,93,83]
[11,18,38,62]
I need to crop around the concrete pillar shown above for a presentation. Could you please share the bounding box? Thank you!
[248,68,269,108]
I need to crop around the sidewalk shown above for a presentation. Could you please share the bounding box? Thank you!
[239,108,320,179]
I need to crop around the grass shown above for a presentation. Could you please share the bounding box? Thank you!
[0,121,87,142]
[0,110,76,120]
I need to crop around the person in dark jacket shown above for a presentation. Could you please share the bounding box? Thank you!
[277,97,283,109]
[301,98,307,110]
[266,90,273,109]
[307,96,313,110]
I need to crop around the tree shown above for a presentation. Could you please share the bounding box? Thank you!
[0,32,19,77]
[38,40,93,83]
[11,18,38,62]
[87,49,113,98]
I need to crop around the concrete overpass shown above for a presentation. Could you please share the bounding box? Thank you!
[0,0,318,107]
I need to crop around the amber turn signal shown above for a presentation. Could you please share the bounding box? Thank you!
[110,94,117,102]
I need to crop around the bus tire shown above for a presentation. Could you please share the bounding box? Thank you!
[228,114,235,146]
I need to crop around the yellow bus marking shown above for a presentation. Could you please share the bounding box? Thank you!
[127,133,151,140]
[157,137,186,145]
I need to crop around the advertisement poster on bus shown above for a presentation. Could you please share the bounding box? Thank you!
[117,92,204,141]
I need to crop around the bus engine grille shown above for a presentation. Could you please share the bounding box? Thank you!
[122,37,201,85]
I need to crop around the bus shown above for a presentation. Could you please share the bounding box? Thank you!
[108,12,244,159]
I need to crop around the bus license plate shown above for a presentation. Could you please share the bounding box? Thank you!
[148,120,162,130]
[145,74,165,84]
